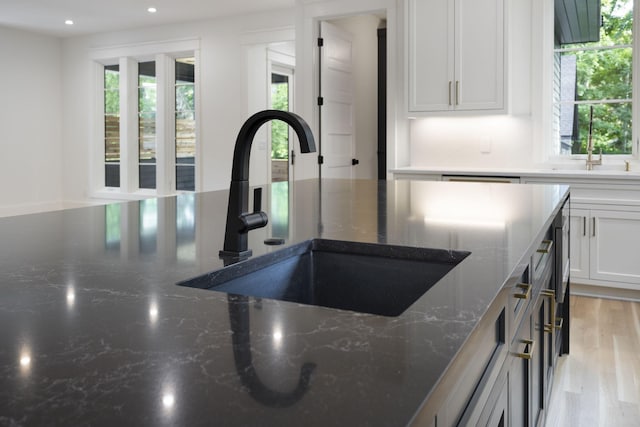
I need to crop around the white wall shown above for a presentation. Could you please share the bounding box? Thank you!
[329,14,383,180]
[0,26,64,216]
[409,116,533,169]
[60,8,298,204]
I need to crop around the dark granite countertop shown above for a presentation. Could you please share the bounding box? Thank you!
[0,179,569,426]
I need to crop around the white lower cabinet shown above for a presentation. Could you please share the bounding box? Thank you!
[569,208,590,280]
[570,206,640,287]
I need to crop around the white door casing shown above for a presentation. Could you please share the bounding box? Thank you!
[320,21,355,179]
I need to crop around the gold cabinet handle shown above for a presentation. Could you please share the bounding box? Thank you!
[540,289,555,298]
[515,339,535,360]
[514,283,532,299]
[448,81,452,106]
[555,317,564,330]
[455,80,460,105]
[537,240,554,254]
[541,289,556,334]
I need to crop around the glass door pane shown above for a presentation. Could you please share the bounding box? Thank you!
[175,57,196,191]
[138,61,157,189]
[104,64,120,187]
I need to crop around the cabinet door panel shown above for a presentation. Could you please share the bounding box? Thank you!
[531,297,545,427]
[408,0,454,111]
[510,359,529,426]
[510,315,532,427]
[591,210,640,285]
[456,0,504,110]
[485,375,508,426]
[569,209,589,280]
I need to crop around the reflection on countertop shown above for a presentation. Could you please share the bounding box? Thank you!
[0,179,568,426]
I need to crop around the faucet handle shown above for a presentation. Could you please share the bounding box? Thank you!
[239,188,268,233]
[253,187,262,213]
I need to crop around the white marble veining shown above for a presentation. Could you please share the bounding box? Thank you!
[0,179,568,426]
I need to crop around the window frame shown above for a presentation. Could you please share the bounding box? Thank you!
[553,0,639,160]
[89,39,200,199]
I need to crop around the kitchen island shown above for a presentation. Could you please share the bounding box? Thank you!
[0,179,569,426]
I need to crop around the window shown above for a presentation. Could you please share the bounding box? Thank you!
[94,41,199,196]
[555,0,634,155]
[104,65,120,187]
[175,58,196,191]
[269,66,294,240]
[270,71,291,183]
[138,61,157,189]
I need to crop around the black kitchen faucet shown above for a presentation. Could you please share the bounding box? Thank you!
[219,110,316,261]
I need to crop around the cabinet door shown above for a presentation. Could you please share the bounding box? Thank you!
[510,316,532,427]
[591,209,640,285]
[408,0,454,111]
[408,0,504,112]
[531,296,546,427]
[455,0,504,110]
[477,370,509,426]
[484,375,508,426]
[569,208,590,280]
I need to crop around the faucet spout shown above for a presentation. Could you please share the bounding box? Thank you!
[220,110,317,260]
[585,105,602,171]
[231,110,316,181]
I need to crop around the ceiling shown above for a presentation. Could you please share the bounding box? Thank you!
[0,0,295,38]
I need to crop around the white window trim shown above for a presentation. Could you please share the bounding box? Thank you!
[89,39,200,200]
[551,0,640,161]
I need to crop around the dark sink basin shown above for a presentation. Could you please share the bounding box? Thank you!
[178,239,469,317]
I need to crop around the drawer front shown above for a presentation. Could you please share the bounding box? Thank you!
[533,227,554,285]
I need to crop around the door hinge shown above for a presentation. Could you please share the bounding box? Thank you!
[317,96,324,106]
[318,155,324,165]
[317,37,324,47]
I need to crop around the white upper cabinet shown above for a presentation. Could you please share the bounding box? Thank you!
[408,0,505,112]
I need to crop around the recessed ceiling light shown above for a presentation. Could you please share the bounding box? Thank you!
[147,7,157,13]
[64,19,74,25]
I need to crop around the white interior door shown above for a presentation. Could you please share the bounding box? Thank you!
[320,21,355,179]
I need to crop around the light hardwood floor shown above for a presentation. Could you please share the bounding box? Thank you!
[546,295,640,427]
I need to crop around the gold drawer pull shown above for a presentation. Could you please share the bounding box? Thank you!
[516,339,535,360]
[540,289,555,298]
[555,317,564,330]
[537,240,554,254]
[514,283,532,299]
[541,289,557,334]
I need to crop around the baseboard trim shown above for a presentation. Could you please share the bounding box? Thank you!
[571,282,640,302]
